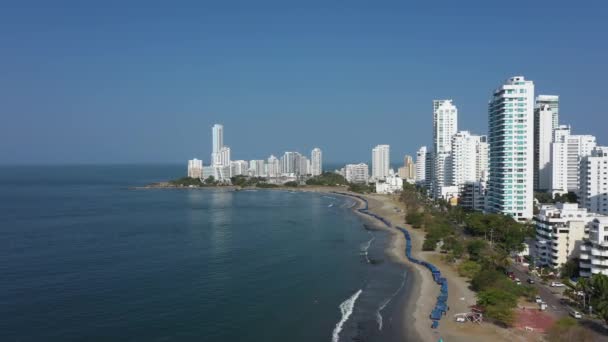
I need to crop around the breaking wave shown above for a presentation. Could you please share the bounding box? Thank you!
[376,271,408,331]
[331,289,363,342]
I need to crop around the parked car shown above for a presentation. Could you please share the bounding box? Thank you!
[527,278,535,284]
[570,310,582,319]
[550,281,565,287]
[515,278,522,285]
[535,295,543,304]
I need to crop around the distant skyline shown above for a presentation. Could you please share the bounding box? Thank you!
[2,1,608,164]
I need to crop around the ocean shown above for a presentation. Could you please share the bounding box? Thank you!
[0,165,413,342]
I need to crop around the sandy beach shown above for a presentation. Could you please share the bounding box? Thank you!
[358,193,545,342]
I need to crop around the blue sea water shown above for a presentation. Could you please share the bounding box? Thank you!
[0,165,412,342]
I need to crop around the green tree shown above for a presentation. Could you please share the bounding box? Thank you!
[458,260,482,279]
[466,239,487,261]
[406,212,424,228]
[560,259,580,279]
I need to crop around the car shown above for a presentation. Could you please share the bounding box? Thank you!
[535,295,542,303]
[527,278,535,284]
[515,278,522,285]
[570,310,582,319]
[550,281,565,287]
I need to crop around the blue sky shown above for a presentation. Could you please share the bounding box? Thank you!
[2,1,607,164]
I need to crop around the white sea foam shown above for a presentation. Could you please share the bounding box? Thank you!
[376,271,408,331]
[331,289,363,342]
[360,232,375,264]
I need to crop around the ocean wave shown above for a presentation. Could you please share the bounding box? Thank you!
[331,289,363,342]
[360,232,375,264]
[376,271,408,331]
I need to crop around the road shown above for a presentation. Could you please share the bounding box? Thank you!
[510,262,608,339]
[509,263,566,317]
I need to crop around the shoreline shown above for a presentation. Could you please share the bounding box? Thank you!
[133,184,518,341]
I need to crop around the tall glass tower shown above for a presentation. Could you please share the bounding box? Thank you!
[487,76,535,221]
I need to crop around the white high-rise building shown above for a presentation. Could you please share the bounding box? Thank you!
[211,124,231,181]
[476,136,489,182]
[432,99,458,198]
[281,152,297,175]
[372,145,390,181]
[345,163,369,184]
[535,95,559,129]
[187,158,203,178]
[296,154,310,176]
[230,160,249,176]
[579,146,608,215]
[534,104,554,191]
[267,155,280,178]
[212,124,224,166]
[534,203,593,269]
[451,131,485,187]
[249,160,266,177]
[551,130,596,195]
[486,76,535,221]
[580,216,608,277]
[415,146,427,184]
[311,148,322,176]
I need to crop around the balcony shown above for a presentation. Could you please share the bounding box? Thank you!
[591,248,608,257]
[591,259,608,266]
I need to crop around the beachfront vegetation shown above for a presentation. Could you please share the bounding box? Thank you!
[398,184,537,327]
[284,181,299,187]
[347,183,375,194]
[305,172,348,186]
[546,317,595,342]
[169,176,221,187]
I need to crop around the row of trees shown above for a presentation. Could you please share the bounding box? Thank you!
[563,274,608,323]
[400,184,537,326]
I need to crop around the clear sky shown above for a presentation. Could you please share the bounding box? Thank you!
[2,0,607,165]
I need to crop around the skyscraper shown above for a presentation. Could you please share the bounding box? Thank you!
[432,99,458,198]
[211,124,224,166]
[535,95,559,129]
[345,163,369,184]
[534,104,554,191]
[267,155,280,178]
[550,128,596,195]
[311,148,323,176]
[372,145,390,181]
[579,146,608,215]
[398,155,415,180]
[451,131,485,187]
[487,76,535,221]
[187,158,203,178]
[415,146,427,184]
[281,152,297,175]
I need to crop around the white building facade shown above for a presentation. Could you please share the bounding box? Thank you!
[432,100,458,198]
[579,146,608,215]
[188,158,203,178]
[551,130,596,195]
[534,203,592,269]
[311,148,322,176]
[345,163,369,184]
[415,146,427,184]
[535,95,559,129]
[372,145,390,181]
[487,76,535,221]
[230,160,249,177]
[376,171,404,194]
[580,216,608,277]
[267,155,280,178]
[534,104,554,191]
